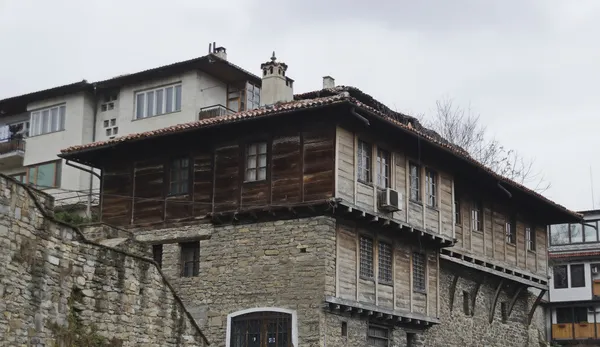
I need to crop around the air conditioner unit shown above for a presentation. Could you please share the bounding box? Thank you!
[379,188,402,212]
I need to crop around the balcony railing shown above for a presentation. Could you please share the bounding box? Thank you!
[198,104,235,120]
[0,138,25,155]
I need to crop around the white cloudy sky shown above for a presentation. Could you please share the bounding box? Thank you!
[1,0,599,210]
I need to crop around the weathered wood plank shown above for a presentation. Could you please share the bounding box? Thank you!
[303,127,334,202]
[101,162,132,226]
[213,144,240,213]
[271,134,302,204]
[133,159,164,224]
[192,152,213,217]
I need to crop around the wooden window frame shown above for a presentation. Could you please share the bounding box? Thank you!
[412,252,427,293]
[375,147,391,189]
[526,226,536,252]
[471,201,483,232]
[378,240,393,285]
[168,157,191,196]
[425,168,437,207]
[409,162,421,203]
[359,235,374,280]
[454,198,462,225]
[26,160,61,189]
[505,214,517,244]
[553,265,568,289]
[357,140,372,184]
[367,324,389,347]
[10,172,26,183]
[180,241,200,277]
[244,141,268,182]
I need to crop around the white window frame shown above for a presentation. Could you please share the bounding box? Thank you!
[134,83,182,120]
[29,104,66,136]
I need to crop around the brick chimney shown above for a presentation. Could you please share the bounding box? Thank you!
[260,52,293,106]
[208,42,227,60]
[323,76,335,89]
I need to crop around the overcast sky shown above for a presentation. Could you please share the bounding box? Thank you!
[1,0,599,211]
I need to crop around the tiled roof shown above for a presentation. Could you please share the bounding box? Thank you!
[61,94,349,153]
[550,251,600,259]
[60,86,581,220]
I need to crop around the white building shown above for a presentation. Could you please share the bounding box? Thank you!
[0,45,261,216]
[547,209,600,344]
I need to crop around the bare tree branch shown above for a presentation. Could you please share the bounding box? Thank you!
[419,98,550,192]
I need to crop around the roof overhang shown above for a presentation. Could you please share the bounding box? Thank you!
[0,81,92,115]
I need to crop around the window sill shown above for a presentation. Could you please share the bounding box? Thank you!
[357,180,373,187]
[409,199,423,206]
[133,109,182,121]
[426,205,439,211]
[359,275,374,282]
[527,249,537,255]
[243,179,268,184]
[27,129,65,138]
[167,193,190,198]
[472,229,483,233]
[378,280,393,287]
[506,242,516,247]
[413,289,427,295]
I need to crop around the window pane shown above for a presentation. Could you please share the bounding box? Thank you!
[156,89,164,115]
[41,110,49,134]
[247,155,256,169]
[571,264,585,288]
[248,144,257,155]
[359,236,374,278]
[259,142,267,154]
[165,87,174,113]
[585,222,598,242]
[136,93,145,119]
[146,91,155,117]
[570,224,583,243]
[378,242,392,283]
[258,167,267,180]
[36,163,56,187]
[574,307,588,323]
[550,224,569,245]
[27,167,35,184]
[258,154,267,168]
[553,265,568,289]
[556,308,572,324]
[413,252,426,292]
[246,168,256,181]
[174,85,182,111]
[30,112,39,136]
[50,107,59,132]
[59,106,66,130]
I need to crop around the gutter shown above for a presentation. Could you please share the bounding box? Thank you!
[87,83,99,217]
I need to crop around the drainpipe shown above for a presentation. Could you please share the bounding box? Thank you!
[86,83,99,217]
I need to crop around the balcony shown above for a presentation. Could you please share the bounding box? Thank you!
[552,323,599,341]
[198,104,235,120]
[0,138,25,169]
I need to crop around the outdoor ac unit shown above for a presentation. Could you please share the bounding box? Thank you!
[379,188,402,212]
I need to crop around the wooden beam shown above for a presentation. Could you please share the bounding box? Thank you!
[470,281,481,316]
[488,279,505,323]
[507,285,525,318]
[449,274,459,312]
[527,289,546,326]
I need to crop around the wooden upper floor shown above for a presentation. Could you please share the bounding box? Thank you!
[60,93,580,285]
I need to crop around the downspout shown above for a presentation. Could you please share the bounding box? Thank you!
[497,181,512,198]
[87,83,99,217]
[350,107,370,126]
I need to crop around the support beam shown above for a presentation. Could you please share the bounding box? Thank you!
[489,279,505,323]
[470,282,481,316]
[507,285,525,318]
[449,274,459,312]
[527,289,547,326]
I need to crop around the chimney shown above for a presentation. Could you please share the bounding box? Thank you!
[214,46,227,60]
[260,52,293,106]
[323,76,335,89]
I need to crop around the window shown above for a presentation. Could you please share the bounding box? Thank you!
[135,83,182,119]
[570,223,583,243]
[103,118,118,139]
[245,142,267,181]
[230,311,292,347]
[571,264,585,288]
[100,94,117,112]
[585,222,599,243]
[574,307,588,323]
[26,161,61,188]
[9,120,30,138]
[425,169,437,207]
[412,252,426,292]
[550,222,600,245]
[181,241,199,277]
[30,104,66,136]
[463,291,470,315]
[341,322,347,337]
[359,236,374,279]
[526,226,536,251]
[246,83,261,110]
[357,140,372,183]
[367,325,389,347]
[153,244,163,269]
[10,172,26,183]
[550,224,570,245]
[169,158,189,195]
[409,162,421,202]
[454,198,461,225]
[471,202,483,232]
[555,307,572,324]
[378,241,392,284]
[505,215,516,244]
[376,148,390,188]
[553,265,567,289]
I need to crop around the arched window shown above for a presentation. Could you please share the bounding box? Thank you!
[227,309,296,347]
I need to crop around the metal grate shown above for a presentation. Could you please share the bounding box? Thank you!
[181,242,200,277]
[360,236,374,279]
[412,252,426,292]
[378,241,392,283]
[231,312,291,347]
[367,325,389,347]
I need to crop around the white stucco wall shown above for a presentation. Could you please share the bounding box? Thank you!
[95,70,227,141]
[549,262,593,302]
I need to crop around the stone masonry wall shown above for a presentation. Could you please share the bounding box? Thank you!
[134,216,337,347]
[0,176,207,346]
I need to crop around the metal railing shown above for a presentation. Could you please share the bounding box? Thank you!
[0,138,25,155]
[198,104,235,120]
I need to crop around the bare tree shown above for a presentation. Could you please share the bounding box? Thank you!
[419,98,550,192]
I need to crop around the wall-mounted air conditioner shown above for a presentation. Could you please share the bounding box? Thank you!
[379,188,402,212]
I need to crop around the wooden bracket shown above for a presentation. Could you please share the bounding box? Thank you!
[449,274,460,312]
[470,281,481,316]
[488,279,505,323]
[507,285,525,318]
[527,289,547,326]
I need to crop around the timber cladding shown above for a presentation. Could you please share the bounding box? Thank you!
[100,119,335,227]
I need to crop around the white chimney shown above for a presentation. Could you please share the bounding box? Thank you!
[214,46,227,60]
[323,76,335,89]
[260,52,293,106]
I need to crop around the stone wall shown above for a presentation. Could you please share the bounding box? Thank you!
[0,175,207,346]
[134,216,337,347]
